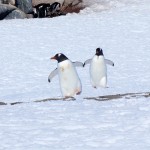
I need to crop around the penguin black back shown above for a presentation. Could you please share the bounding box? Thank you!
[96,48,103,56]
[49,2,61,13]
[51,53,68,63]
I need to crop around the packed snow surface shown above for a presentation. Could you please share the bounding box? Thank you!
[0,0,150,149]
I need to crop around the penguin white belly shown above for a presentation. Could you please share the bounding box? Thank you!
[90,56,107,88]
[58,60,81,97]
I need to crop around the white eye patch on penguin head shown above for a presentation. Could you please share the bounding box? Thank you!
[51,53,68,63]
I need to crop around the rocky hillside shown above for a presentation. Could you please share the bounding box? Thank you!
[0,0,83,20]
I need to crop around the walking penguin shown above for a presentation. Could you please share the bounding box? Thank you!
[48,53,83,98]
[83,48,114,88]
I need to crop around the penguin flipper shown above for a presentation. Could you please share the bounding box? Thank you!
[73,61,84,67]
[83,59,91,67]
[105,59,114,66]
[48,68,58,82]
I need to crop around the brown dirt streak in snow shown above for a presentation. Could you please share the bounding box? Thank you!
[0,102,7,105]
[0,92,150,106]
[84,92,150,101]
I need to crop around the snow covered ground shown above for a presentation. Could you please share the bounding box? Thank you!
[0,0,150,149]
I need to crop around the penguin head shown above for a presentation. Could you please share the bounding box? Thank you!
[96,48,104,56]
[51,53,68,63]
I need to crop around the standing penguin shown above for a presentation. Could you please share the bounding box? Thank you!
[83,48,114,88]
[48,53,83,98]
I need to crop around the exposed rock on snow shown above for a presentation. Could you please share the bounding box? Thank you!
[0,0,33,19]
[0,0,15,5]
[5,8,27,19]
[15,0,33,14]
[61,0,83,13]
[32,0,64,6]
[0,0,84,19]
[0,4,15,20]
[0,4,27,20]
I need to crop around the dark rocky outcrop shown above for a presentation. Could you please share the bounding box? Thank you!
[0,4,15,20]
[0,0,84,20]
[0,4,27,20]
[0,0,15,5]
[5,8,27,19]
[15,0,33,14]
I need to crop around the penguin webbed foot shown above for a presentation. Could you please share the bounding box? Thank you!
[76,91,81,95]
[63,96,76,101]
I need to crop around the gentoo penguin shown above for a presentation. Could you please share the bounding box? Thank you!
[48,53,83,98]
[33,3,51,18]
[49,2,61,15]
[83,48,114,88]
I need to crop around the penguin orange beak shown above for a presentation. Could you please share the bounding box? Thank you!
[51,56,56,60]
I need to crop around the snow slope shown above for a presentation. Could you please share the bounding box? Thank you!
[0,0,150,149]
